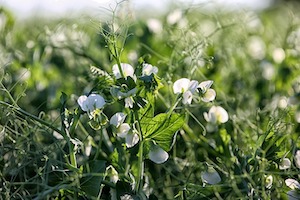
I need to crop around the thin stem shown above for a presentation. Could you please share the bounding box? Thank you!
[0,101,63,135]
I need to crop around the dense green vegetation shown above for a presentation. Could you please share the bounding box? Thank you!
[1,2,300,199]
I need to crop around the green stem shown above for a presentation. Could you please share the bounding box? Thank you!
[134,111,144,193]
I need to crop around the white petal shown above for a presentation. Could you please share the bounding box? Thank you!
[125,133,139,148]
[112,63,134,79]
[201,167,221,185]
[265,175,273,189]
[295,150,300,169]
[173,78,190,94]
[87,94,106,110]
[125,97,134,108]
[201,89,216,102]
[182,91,193,104]
[188,80,199,93]
[285,179,300,190]
[209,106,228,124]
[149,146,169,164]
[142,63,158,76]
[77,95,88,111]
[198,80,213,93]
[279,158,291,170]
[110,112,127,127]
[117,123,131,138]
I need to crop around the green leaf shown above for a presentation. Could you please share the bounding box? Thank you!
[80,160,106,197]
[142,113,185,151]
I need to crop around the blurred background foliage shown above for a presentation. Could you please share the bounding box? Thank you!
[1,1,300,199]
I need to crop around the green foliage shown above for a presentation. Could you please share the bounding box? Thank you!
[1,1,300,199]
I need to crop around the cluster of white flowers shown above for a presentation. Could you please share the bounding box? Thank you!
[77,63,168,164]
[77,63,228,165]
[282,150,300,199]
[173,78,216,104]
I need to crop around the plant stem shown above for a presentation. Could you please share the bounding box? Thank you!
[134,111,144,193]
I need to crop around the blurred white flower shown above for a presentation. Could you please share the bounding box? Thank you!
[279,158,291,170]
[294,150,300,169]
[142,63,158,76]
[260,61,275,80]
[265,175,273,189]
[204,106,229,124]
[147,18,163,34]
[285,179,300,190]
[198,80,216,102]
[272,48,286,64]
[167,9,182,25]
[149,145,169,164]
[201,166,221,185]
[77,94,106,117]
[112,63,135,79]
[247,36,266,60]
[173,78,199,104]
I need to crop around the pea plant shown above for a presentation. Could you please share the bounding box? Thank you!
[56,16,228,199]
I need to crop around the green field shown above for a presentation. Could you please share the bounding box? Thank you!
[1,1,300,199]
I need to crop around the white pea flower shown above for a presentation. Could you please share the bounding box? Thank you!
[173,78,199,104]
[204,106,229,124]
[201,166,221,185]
[112,63,135,79]
[294,150,300,169]
[149,145,169,164]
[110,112,139,148]
[125,97,134,108]
[198,80,216,102]
[285,179,300,190]
[77,94,106,118]
[142,63,158,76]
[279,158,291,170]
[265,175,273,189]
[124,131,139,148]
[110,112,127,128]
[106,165,119,184]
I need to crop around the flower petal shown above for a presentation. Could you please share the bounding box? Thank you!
[279,158,291,170]
[295,150,300,169]
[285,179,300,190]
[110,112,127,127]
[142,63,158,76]
[125,97,134,108]
[149,146,169,164]
[198,80,213,93]
[201,167,221,185]
[77,95,88,111]
[117,123,131,138]
[173,78,190,94]
[201,88,216,102]
[87,94,106,110]
[125,133,139,148]
[182,91,193,104]
[112,63,134,79]
[188,80,199,93]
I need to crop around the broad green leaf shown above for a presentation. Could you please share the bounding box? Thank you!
[142,113,185,151]
[80,160,106,197]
